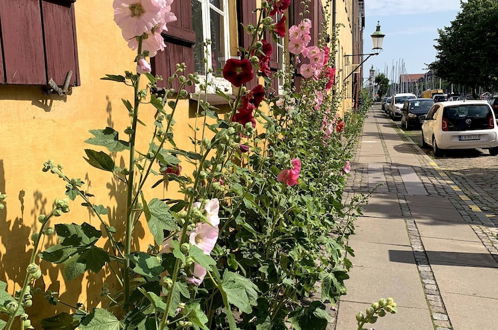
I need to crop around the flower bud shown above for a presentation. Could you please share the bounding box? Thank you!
[178,302,186,309]
[228,127,236,135]
[31,233,39,243]
[185,256,195,266]
[23,300,33,307]
[38,215,48,223]
[27,263,39,274]
[378,298,387,307]
[6,301,18,314]
[160,277,173,288]
[366,307,375,316]
[199,171,208,179]
[53,209,62,217]
[21,313,29,320]
[255,41,263,49]
[355,312,363,322]
[22,319,32,328]
[378,309,386,317]
[385,306,393,313]
[202,138,211,149]
[250,56,259,65]
[44,227,55,236]
[180,243,190,254]
[386,297,394,305]
[263,17,274,25]
[32,269,42,280]
[371,302,379,310]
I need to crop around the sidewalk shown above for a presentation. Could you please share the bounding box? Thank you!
[335,105,498,330]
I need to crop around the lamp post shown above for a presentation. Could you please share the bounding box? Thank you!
[343,22,386,83]
[369,66,376,98]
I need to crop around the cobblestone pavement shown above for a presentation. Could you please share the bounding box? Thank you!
[336,105,498,330]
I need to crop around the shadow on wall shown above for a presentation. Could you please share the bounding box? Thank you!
[0,95,156,325]
[0,85,67,112]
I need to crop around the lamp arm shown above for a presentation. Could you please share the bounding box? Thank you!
[342,53,377,83]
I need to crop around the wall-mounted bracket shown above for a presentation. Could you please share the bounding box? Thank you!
[45,71,73,96]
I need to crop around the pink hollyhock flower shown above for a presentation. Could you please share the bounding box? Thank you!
[343,161,351,174]
[186,263,207,286]
[223,59,254,87]
[300,64,315,79]
[323,46,330,65]
[289,26,302,40]
[276,98,285,107]
[314,91,324,111]
[277,158,301,186]
[289,38,306,55]
[114,0,166,40]
[128,30,166,57]
[190,223,219,254]
[137,58,151,73]
[274,16,287,38]
[204,198,220,227]
[298,19,312,34]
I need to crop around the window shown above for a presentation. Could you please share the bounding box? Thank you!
[0,0,79,88]
[192,0,231,93]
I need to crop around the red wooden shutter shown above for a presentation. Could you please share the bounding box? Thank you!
[237,0,258,89]
[41,0,80,86]
[0,0,46,84]
[152,0,195,92]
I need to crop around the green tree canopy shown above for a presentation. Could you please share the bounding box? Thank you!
[430,0,498,91]
[375,73,390,98]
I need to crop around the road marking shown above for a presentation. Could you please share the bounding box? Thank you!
[469,204,482,212]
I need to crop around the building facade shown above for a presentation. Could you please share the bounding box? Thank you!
[0,0,363,320]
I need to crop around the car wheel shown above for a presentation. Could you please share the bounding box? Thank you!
[489,147,498,156]
[432,137,443,157]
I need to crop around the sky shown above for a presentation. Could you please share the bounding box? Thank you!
[362,0,461,81]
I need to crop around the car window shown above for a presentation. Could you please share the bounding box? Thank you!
[443,104,493,131]
[410,100,434,112]
[426,105,440,120]
[395,96,416,104]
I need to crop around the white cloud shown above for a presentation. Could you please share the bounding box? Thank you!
[366,0,460,16]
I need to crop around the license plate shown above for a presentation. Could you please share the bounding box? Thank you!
[459,135,480,141]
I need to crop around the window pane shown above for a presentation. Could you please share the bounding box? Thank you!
[209,0,223,10]
[210,9,225,75]
[192,0,205,74]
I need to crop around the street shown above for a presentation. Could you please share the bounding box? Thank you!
[335,105,498,330]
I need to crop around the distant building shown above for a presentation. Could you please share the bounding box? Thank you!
[399,74,425,95]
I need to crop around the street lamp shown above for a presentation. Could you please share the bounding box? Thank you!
[371,21,385,52]
[343,22,386,83]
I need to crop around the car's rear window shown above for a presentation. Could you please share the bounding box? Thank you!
[443,105,493,131]
[395,96,416,103]
[409,100,433,112]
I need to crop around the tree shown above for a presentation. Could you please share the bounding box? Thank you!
[375,74,390,99]
[430,0,498,94]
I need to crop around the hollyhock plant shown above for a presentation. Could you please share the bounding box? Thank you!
[137,58,151,74]
[259,57,272,77]
[186,263,207,286]
[223,59,254,87]
[128,29,166,57]
[250,84,266,107]
[289,38,306,55]
[300,64,317,79]
[299,19,312,34]
[277,158,302,186]
[314,91,324,111]
[239,144,250,153]
[204,198,220,227]
[162,164,182,176]
[274,15,287,38]
[325,67,337,90]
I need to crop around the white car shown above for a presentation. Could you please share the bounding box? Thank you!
[388,93,417,120]
[421,101,498,156]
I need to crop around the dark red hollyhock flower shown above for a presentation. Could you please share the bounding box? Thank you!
[223,59,254,87]
[261,40,273,58]
[259,57,272,77]
[323,46,330,65]
[232,110,257,128]
[239,144,250,153]
[273,15,287,38]
[270,0,291,15]
[335,120,345,133]
[250,84,266,107]
[325,67,336,90]
[162,164,182,176]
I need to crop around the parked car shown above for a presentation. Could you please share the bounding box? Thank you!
[421,101,498,156]
[382,97,391,112]
[433,94,447,102]
[388,93,417,120]
[488,95,498,118]
[400,98,434,130]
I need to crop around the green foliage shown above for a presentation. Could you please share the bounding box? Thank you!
[355,297,398,330]
[83,149,115,172]
[375,73,390,99]
[430,0,498,90]
[86,127,130,152]
[143,198,178,246]
[79,309,120,330]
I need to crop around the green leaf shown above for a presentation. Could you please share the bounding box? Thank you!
[84,149,115,172]
[130,252,163,279]
[221,271,259,314]
[183,302,209,330]
[79,246,109,273]
[101,74,126,83]
[121,99,133,113]
[144,199,179,246]
[170,240,185,263]
[189,246,216,270]
[138,288,166,312]
[0,320,6,329]
[93,204,109,215]
[41,244,78,264]
[86,128,129,153]
[289,302,330,330]
[55,223,102,247]
[41,312,79,329]
[63,255,86,281]
[79,308,120,330]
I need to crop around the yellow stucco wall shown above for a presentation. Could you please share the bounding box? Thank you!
[0,0,356,322]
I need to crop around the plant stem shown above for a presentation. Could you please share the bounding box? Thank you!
[5,212,54,330]
[124,39,143,309]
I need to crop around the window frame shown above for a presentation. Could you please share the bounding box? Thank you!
[193,0,232,94]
